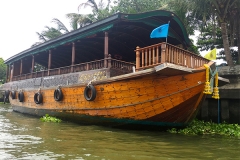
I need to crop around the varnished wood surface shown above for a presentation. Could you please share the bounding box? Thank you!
[9,68,206,123]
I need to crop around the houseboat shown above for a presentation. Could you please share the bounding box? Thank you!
[2,10,222,127]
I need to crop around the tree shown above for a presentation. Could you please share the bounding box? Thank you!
[33,13,94,46]
[112,0,166,14]
[191,0,238,67]
[0,58,7,84]
[66,13,92,29]
[34,63,47,72]
[33,18,69,46]
[217,49,238,64]
[212,0,237,67]
[42,27,62,40]
[51,18,70,33]
[78,0,112,21]
[197,24,223,51]
[161,0,197,36]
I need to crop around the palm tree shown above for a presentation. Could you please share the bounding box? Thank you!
[78,0,99,12]
[212,0,237,67]
[78,0,112,21]
[51,18,70,33]
[191,0,237,67]
[162,0,197,36]
[234,1,240,63]
[66,13,92,30]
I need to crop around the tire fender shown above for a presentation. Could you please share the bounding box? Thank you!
[18,91,24,102]
[54,88,63,101]
[84,84,96,101]
[34,92,43,104]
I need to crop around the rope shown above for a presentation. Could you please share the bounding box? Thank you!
[87,76,97,87]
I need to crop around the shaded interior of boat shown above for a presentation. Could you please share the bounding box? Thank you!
[5,10,208,82]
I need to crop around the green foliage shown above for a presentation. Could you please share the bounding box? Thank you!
[112,0,165,14]
[187,45,200,55]
[66,13,92,30]
[34,63,47,72]
[0,58,7,84]
[168,119,240,137]
[163,0,197,35]
[217,49,239,64]
[79,0,113,22]
[197,25,223,51]
[41,26,63,40]
[40,114,62,123]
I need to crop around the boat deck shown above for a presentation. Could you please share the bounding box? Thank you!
[11,42,209,81]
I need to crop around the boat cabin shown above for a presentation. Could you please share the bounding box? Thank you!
[4,10,208,82]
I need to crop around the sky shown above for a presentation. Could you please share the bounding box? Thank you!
[0,0,91,61]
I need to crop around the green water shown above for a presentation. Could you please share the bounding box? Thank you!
[0,103,240,160]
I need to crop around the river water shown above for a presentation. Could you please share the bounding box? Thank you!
[0,103,240,160]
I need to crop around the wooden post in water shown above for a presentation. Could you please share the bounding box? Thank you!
[71,42,75,72]
[48,50,52,76]
[136,46,140,72]
[104,32,108,68]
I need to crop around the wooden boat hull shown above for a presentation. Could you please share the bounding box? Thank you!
[7,63,207,127]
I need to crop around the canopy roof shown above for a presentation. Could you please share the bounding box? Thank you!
[5,10,191,67]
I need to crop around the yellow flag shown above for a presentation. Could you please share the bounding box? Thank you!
[204,48,216,60]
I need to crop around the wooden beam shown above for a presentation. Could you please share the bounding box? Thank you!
[48,50,52,76]
[10,63,14,81]
[71,42,76,72]
[136,46,140,71]
[6,65,9,82]
[20,59,23,75]
[104,32,108,68]
[31,55,35,73]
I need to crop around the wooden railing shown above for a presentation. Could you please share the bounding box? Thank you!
[11,58,135,81]
[72,59,105,72]
[135,42,209,71]
[110,58,135,73]
[11,42,209,81]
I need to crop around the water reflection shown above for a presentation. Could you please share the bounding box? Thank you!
[0,104,240,160]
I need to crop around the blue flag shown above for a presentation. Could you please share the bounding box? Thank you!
[150,23,169,38]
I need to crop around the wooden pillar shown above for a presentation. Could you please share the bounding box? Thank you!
[136,46,140,72]
[6,65,9,82]
[104,32,108,68]
[10,63,14,81]
[48,50,52,76]
[161,43,166,63]
[20,59,23,75]
[31,55,35,73]
[107,54,112,68]
[71,42,76,72]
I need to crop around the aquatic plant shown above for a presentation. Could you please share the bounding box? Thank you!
[40,114,62,123]
[168,119,240,137]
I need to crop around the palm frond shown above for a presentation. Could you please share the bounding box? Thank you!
[36,32,47,42]
[52,18,69,33]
